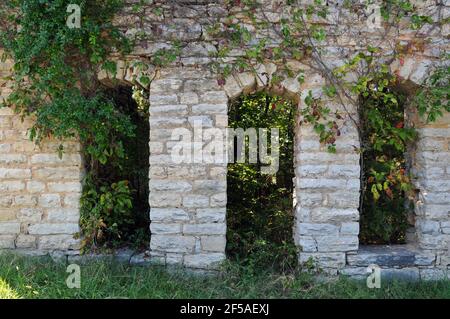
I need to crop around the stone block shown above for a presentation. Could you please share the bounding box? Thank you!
[38,235,80,250]
[201,236,226,252]
[299,252,346,269]
[182,195,209,208]
[183,253,225,269]
[150,223,182,235]
[183,223,226,236]
[150,235,195,253]
[420,268,448,281]
[0,222,20,234]
[18,208,43,223]
[151,208,190,222]
[316,235,358,252]
[297,223,339,236]
[38,194,61,208]
[196,208,226,223]
[15,234,36,249]
[0,235,16,249]
[28,223,79,235]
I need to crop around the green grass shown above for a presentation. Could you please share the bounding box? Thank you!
[0,254,448,299]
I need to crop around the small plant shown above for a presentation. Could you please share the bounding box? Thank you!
[80,176,133,251]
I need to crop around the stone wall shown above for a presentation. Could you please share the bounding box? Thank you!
[0,52,83,254]
[148,67,229,267]
[0,0,448,279]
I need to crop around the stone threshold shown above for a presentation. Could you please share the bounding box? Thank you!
[0,248,154,266]
[0,248,217,275]
[347,244,435,267]
[340,245,449,281]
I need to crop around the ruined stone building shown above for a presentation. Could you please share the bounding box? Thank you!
[0,0,448,280]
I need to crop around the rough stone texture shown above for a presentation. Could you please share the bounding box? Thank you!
[346,245,435,267]
[410,113,450,271]
[0,52,83,254]
[0,1,448,275]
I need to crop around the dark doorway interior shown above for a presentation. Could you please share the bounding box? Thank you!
[99,85,150,249]
[226,92,297,271]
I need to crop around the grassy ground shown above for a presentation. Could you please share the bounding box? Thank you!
[0,253,448,299]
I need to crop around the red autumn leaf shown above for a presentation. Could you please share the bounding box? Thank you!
[385,188,393,199]
[399,57,405,66]
[395,121,404,128]
[327,136,336,144]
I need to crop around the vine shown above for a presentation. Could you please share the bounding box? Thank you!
[0,0,146,250]
[0,0,448,247]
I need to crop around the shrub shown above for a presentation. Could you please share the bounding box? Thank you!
[359,78,416,244]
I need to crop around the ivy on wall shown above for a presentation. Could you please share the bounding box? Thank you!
[0,0,143,250]
[0,0,448,248]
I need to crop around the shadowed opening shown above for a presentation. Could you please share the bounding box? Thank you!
[226,92,297,271]
[81,85,150,250]
[359,85,415,245]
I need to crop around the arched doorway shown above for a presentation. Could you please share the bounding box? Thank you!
[226,91,298,271]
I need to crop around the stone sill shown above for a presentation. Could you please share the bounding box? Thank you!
[341,245,449,281]
[346,244,436,267]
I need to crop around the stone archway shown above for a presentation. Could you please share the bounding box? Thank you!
[147,62,362,271]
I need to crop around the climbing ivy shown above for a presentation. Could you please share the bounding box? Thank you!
[413,63,450,123]
[358,74,416,244]
[0,0,140,249]
[0,0,448,247]
[204,0,448,239]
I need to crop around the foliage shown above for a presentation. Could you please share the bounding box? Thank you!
[79,86,150,250]
[80,178,133,250]
[1,254,450,299]
[227,92,297,272]
[413,64,450,123]
[359,75,416,244]
[0,0,448,249]
[299,90,340,153]
[333,50,418,243]
[0,0,150,249]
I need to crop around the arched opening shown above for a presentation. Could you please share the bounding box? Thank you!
[359,84,416,245]
[80,85,150,250]
[226,91,297,271]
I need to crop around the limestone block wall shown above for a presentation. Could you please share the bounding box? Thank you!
[414,114,450,268]
[0,1,448,278]
[294,109,361,275]
[0,54,83,254]
[148,66,228,267]
[135,0,449,275]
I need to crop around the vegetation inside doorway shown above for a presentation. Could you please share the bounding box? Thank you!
[80,85,150,251]
[359,77,416,245]
[227,92,297,272]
